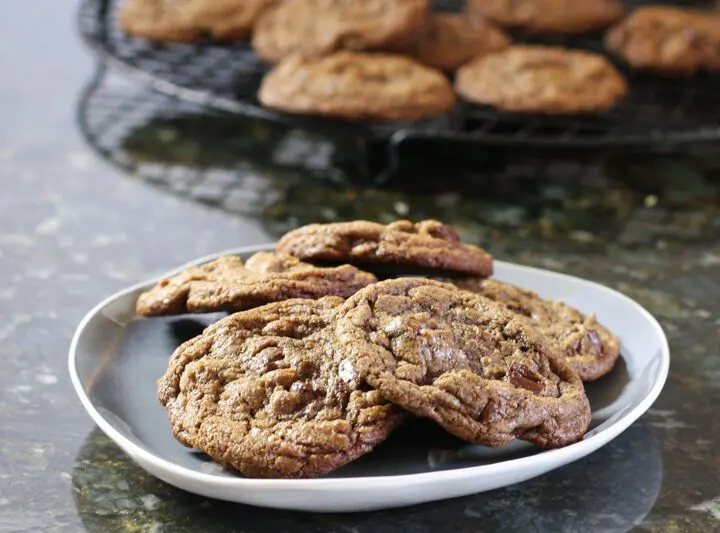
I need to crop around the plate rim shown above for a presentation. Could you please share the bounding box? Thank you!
[68,243,670,490]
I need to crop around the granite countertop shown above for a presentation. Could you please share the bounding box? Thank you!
[1,2,720,532]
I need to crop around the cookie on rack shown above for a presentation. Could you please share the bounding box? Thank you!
[276,219,493,277]
[468,0,624,35]
[136,252,376,316]
[605,6,720,75]
[258,52,456,122]
[158,297,403,478]
[402,13,512,72]
[252,0,429,63]
[455,45,628,114]
[118,0,279,43]
[446,278,620,381]
[335,278,591,448]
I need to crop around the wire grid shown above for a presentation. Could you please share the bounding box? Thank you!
[77,66,398,213]
[77,65,720,250]
[77,65,615,209]
[78,0,720,146]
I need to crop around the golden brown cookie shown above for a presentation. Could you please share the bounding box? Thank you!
[605,6,720,75]
[335,278,591,449]
[455,45,628,114]
[402,13,512,71]
[258,52,456,122]
[252,0,429,63]
[447,278,620,381]
[468,0,624,35]
[118,0,278,43]
[159,297,403,478]
[136,252,376,316]
[276,220,493,277]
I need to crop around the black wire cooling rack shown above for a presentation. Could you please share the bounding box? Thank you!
[77,64,720,247]
[78,0,720,148]
[77,63,600,189]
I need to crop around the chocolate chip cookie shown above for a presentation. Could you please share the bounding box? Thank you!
[468,0,624,35]
[252,0,429,63]
[403,13,512,72]
[276,220,493,277]
[158,297,402,478]
[258,52,456,122]
[448,278,620,381]
[605,6,720,75]
[119,0,278,43]
[335,278,591,448]
[136,252,376,316]
[455,45,628,114]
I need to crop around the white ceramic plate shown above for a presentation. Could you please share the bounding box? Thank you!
[69,244,669,512]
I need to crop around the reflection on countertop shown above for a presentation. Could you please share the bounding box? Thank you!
[72,423,662,533]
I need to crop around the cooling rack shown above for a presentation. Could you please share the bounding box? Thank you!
[78,0,720,149]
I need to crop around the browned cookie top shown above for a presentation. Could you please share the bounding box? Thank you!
[158,297,402,478]
[456,45,628,114]
[448,278,620,381]
[253,0,429,63]
[335,278,591,449]
[136,252,376,316]
[258,52,456,122]
[404,13,512,71]
[119,0,278,43]
[276,220,493,277]
[605,6,720,75]
[468,0,624,35]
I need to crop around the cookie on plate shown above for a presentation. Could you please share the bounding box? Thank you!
[468,0,624,35]
[335,278,591,448]
[276,220,493,277]
[605,6,720,75]
[258,52,456,122]
[252,0,429,63]
[455,45,628,114]
[118,0,278,43]
[447,278,620,381]
[136,252,376,316]
[403,13,512,71]
[158,297,403,478]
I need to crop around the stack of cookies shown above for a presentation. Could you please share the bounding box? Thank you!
[119,0,720,120]
[136,220,621,478]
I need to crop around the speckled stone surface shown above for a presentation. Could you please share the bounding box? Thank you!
[1,2,720,532]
